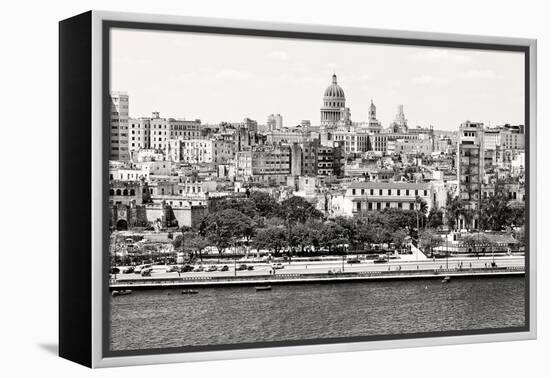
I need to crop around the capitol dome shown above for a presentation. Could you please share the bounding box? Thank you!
[320,74,347,127]
[323,74,345,99]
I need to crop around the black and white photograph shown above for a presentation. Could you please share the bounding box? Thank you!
[105,23,529,355]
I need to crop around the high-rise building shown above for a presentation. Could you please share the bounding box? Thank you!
[457,121,485,229]
[267,114,283,131]
[110,92,130,161]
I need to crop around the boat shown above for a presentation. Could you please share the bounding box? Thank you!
[181,289,199,295]
[111,290,132,297]
[442,276,451,283]
[255,286,272,291]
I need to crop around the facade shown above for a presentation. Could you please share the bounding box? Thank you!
[129,113,202,152]
[167,138,234,164]
[317,144,343,177]
[235,146,292,184]
[345,181,433,216]
[110,92,130,161]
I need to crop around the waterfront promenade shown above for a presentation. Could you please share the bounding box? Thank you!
[110,255,525,290]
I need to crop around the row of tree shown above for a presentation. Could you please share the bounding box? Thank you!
[171,184,525,258]
[172,193,432,258]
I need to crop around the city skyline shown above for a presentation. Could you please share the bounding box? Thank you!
[111,28,525,130]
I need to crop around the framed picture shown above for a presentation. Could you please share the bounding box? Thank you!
[59,10,537,368]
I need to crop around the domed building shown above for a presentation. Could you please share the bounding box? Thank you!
[320,74,348,128]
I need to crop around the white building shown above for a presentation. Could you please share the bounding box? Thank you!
[110,92,130,161]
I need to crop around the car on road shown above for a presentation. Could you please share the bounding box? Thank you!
[180,265,194,273]
[247,265,254,271]
[141,267,153,277]
[272,263,284,270]
[206,265,218,272]
[347,257,361,264]
[122,266,134,274]
[236,264,248,271]
[193,265,204,272]
[165,265,178,272]
[220,265,229,271]
[110,267,120,274]
[373,255,388,264]
[134,264,152,274]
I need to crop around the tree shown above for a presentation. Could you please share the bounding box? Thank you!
[253,226,287,256]
[446,195,465,231]
[208,196,257,218]
[391,229,409,250]
[249,191,279,218]
[333,216,361,250]
[479,191,511,231]
[278,196,323,224]
[461,233,492,257]
[199,209,255,256]
[288,223,314,254]
[319,221,348,253]
[415,196,428,229]
[185,232,210,261]
[427,208,444,230]
[419,229,442,256]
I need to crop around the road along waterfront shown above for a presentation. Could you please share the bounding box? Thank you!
[110,255,524,289]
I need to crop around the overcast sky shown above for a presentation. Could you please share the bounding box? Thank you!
[111,28,525,131]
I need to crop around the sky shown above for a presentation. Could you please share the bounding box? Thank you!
[110,28,525,131]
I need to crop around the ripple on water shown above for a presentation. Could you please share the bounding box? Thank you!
[110,277,525,351]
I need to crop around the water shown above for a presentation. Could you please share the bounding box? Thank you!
[110,277,525,351]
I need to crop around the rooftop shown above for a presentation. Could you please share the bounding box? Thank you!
[348,181,431,190]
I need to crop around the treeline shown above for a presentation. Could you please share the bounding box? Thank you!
[173,192,432,257]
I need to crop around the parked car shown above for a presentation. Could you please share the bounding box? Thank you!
[220,265,229,271]
[193,265,204,272]
[347,257,361,264]
[247,265,254,271]
[180,265,194,273]
[110,267,120,274]
[134,263,152,274]
[236,264,248,271]
[141,267,153,277]
[166,265,178,273]
[206,265,218,272]
[373,256,388,264]
[122,266,134,274]
[272,263,284,270]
